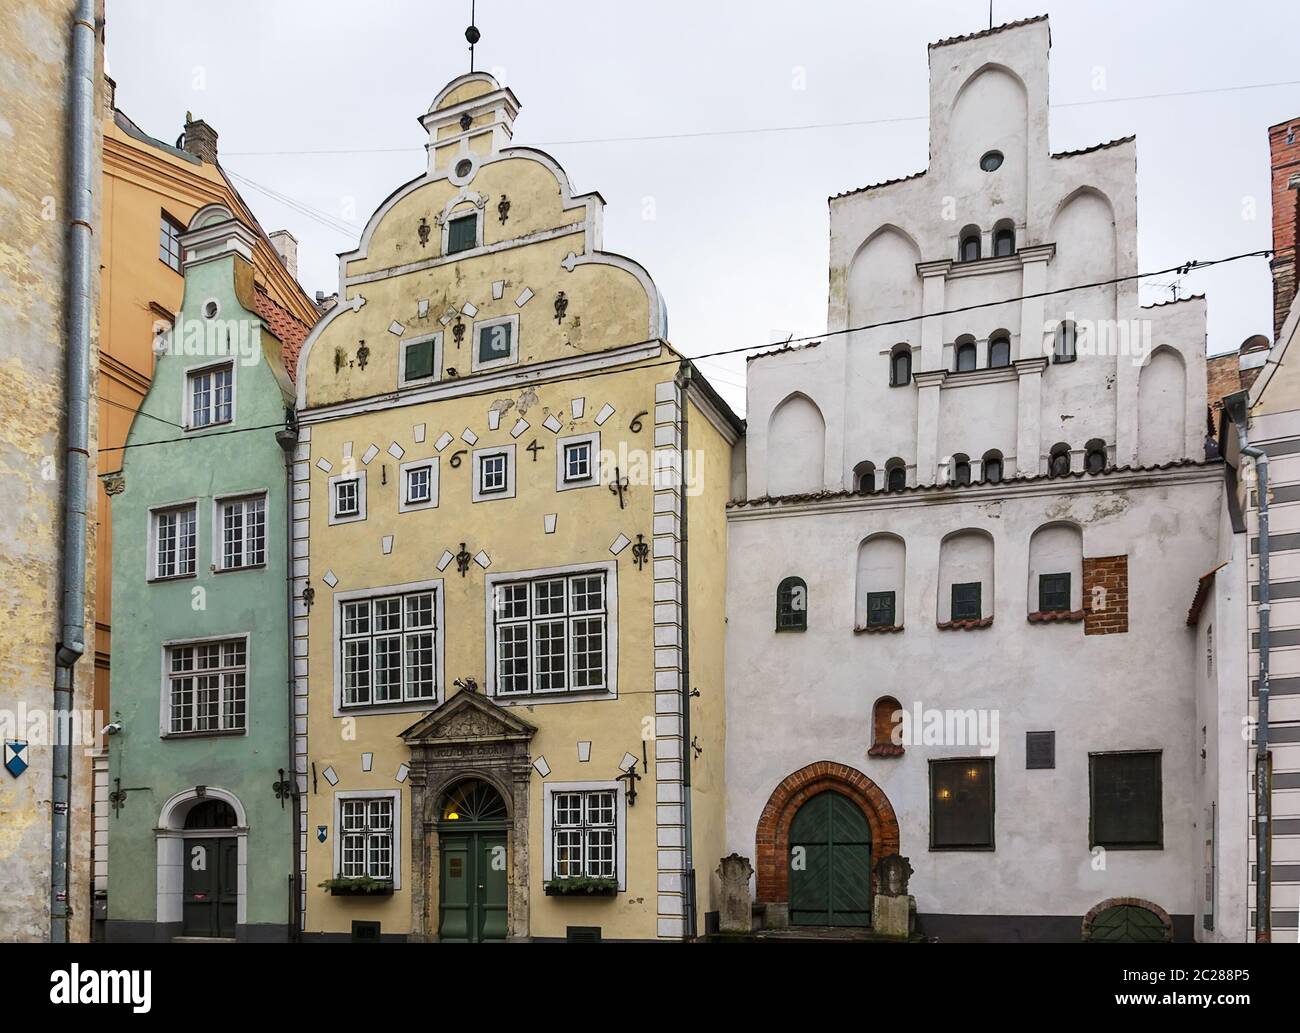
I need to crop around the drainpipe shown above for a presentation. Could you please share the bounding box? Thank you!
[50,0,98,944]
[674,359,697,941]
[1226,389,1271,942]
[276,416,300,942]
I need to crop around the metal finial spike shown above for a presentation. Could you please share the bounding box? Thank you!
[466,0,479,73]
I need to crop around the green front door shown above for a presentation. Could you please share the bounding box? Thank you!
[438,831,508,942]
[181,837,237,938]
[789,790,872,926]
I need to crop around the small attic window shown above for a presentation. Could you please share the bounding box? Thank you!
[455,159,473,178]
[980,150,1004,172]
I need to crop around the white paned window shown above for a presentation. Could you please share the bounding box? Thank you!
[493,572,607,696]
[340,590,437,707]
[152,504,197,579]
[564,440,591,482]
[552,790,617,879]
[335,478,359,517]
[406,465,431,505]
[187,362,234,429]
[340,798,394,879]
[480,453,507,494]
[160,213,183,271]
[218,494,266,570]
[166,639,247,734]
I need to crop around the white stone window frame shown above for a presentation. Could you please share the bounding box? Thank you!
[555,431,601,492]
[211,490,269,572]
[398,330,444,389]
[470,313,520,373]
[333,789,402,889]
[182,357,237,432]
[158,631,251,739]
[472,443,516,502]
[147,498,199,582]
[331,578,445,718]
[398,457,440,513]
[483,560,618,704]
[542,781,627,891]
[329,470,367,525]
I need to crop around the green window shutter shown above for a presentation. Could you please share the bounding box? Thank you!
[446,214,477,254]
[404,338,435,382]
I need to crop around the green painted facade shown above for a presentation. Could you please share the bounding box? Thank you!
[107,207,297,941]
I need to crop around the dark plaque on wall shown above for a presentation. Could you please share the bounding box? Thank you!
[1026,731,1055,770]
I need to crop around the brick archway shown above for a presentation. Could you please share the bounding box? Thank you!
[755,761,900,903]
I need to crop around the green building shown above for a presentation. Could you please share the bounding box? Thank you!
[105,204,307,941]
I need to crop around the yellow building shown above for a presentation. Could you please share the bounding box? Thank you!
[96,82,317,926]
[295,72,740,941]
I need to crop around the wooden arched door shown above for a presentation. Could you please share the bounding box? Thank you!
[788,790,872,926]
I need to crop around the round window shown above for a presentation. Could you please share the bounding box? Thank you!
[455,158,473,178]
[980,150,1004,172]
[203,300,220,319]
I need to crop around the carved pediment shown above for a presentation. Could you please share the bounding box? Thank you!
[399,688,536,745]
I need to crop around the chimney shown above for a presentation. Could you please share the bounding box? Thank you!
[182,115,219,165]
[269,230,299,282]
[104,74,116,114]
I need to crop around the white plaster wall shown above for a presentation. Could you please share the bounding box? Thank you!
[724,470,1222,923]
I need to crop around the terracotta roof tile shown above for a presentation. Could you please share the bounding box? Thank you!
[1050,135,1135,159]
[746,339,822,362]
[830,170,926,202]
[254,286,313,382]
[929,14,1048,49]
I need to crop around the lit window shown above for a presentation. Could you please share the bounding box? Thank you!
[552,790,617,880]
[930,758,994,849]
[218,494,266,570]
[152,503,197,579]
[160,213,183,271]
[493,572,608,695]
[340,798,394,879]
[187,363,233,429]
[166,639,246,734]
[340,590,437,707]
[446,213,477,255]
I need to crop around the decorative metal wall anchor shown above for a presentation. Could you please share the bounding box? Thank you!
[418,217,431,248]
[452,317,466,349]
[554,291,568,324]
[301,583,316,610]
[691,736,703,760]
[452,676,480,694]
[273,768,294,808]
[497,194,511,224]
[455,542,472,577]
[616,760,641,807]
[609,466,629,509]
[108,777,150,818]
[356,340,370,370]
[459,112,472,131]
[631,534,649,570]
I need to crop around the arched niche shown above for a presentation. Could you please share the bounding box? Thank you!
[937,529,994,625]
[855,533,905,630]
[848,226,922,328]
[767,393,826,496]
[1027,522,1083,617]
[1137,347,1187,465]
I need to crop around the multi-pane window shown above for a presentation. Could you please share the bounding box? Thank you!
[866,591,896,628]
[406,465,431,505]
[564,441,591,482]
[494,572,607,696]
[334,477,360,517]
[187,363,233,428]
[479,452,508,494]
[552,790,616,880]
[951,582,982,621]
[1039,573,1071,613]
[446,213,477,255]
[160,212,183,271]
[340,591,437,707]
[340,798,394,879]
[167,639,247,734]
[1090,752,1162,849]
[930,758,995,849]
[152,504,197,579]
[219,495,266,570]
[776,576,808,631]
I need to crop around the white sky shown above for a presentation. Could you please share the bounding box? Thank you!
[106,0,1300,415]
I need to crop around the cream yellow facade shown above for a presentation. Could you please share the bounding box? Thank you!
[295,73,739,941]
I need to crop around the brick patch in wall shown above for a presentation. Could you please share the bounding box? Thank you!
[1083,555,1128,635]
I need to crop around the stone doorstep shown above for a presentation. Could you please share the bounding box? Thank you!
[170,936,237,944]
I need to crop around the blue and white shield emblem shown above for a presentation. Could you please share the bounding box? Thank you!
[316,825,328,843]
[4,741,28,778]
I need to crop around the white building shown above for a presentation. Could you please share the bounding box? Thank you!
[724,16,1237,941]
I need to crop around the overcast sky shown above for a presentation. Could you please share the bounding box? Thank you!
[107,0,1300,414]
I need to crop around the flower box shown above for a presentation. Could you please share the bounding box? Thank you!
[320,876,394,897]
[544,877,618,897]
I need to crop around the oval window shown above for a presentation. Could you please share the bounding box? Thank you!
[980,150,1004,172]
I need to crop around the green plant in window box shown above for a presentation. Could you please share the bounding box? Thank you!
[319,875,394,896]
[543,876,618,897]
